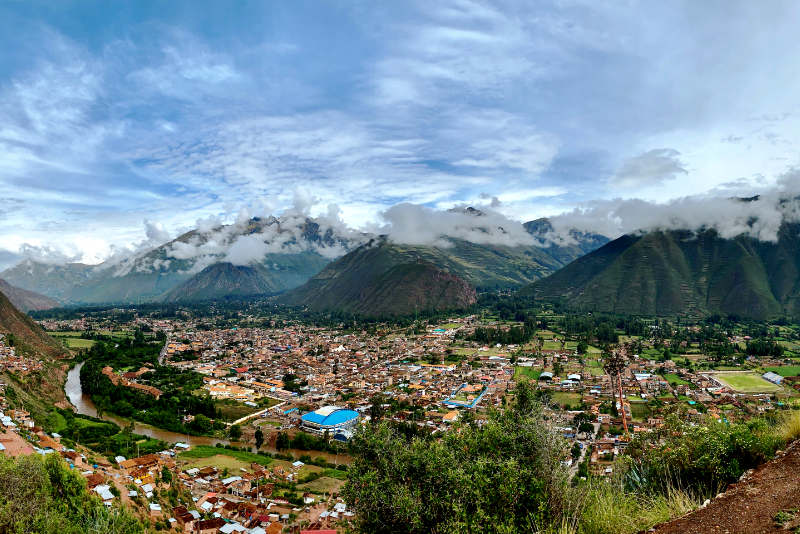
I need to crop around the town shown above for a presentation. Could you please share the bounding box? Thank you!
[0,307,796,532]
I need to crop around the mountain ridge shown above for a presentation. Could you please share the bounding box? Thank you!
[523,222,800,319]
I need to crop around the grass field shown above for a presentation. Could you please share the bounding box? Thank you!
[550,392,582,408]
[215,398,278,422]
[662,373,690,386]
[50,332,96,349]
[628,402,651,421]
[714,373,781,393]
[765,366,800,377]
[514,366,541,381]
[298,475,346,494]
[179,445,272,468]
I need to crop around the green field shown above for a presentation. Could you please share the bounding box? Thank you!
[662,373,690,386]
[215,397,278,422]
[550,392,582,408]
[765,366,800,377]
[179,445,272,468]
[513,366,541,381]
[628,402,651,421]
[50,332,96,349]
[714,373,781,393]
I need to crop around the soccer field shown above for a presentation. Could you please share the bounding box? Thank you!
[715,373,781,393]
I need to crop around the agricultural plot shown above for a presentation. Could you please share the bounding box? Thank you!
[714,373,781,393]
[550,392,582,408]
[765,366,800,377]
[513,366,541,381]
[662,373,690,386]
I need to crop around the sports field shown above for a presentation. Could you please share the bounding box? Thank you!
[714,372,781,393]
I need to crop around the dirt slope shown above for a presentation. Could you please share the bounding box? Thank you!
[649,439,800,534]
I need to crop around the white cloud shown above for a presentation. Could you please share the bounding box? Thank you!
[612,148,687,188]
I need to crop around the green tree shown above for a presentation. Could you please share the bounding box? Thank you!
[254,428,264,450]
[342,382,574,534]
[228,424,242,440]
[276,432,290,451]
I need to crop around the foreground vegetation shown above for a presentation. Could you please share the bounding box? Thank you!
[0,453,143,534]
[343,382,799,534]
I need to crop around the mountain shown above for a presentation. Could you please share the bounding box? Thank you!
[0,213,608,306]
[281,239,477,316]
[280,218,610,316]
[0,279,59,311]
[0,289,65,360]
[0,288,69,420]
[163,262,284,302]
[0,215,364,304]
[524,218,611,265]
[0,261,94,301]
[523,222,800,319]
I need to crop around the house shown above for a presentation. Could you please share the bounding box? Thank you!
[94,484,114,503]
[195,518,226,534]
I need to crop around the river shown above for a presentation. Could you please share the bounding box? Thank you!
[65,362,231,447]
[64,363,350,463]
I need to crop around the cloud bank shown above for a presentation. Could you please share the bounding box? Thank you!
[548,175,800,242]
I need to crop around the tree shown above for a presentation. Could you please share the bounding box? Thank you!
[254,428,264,450]
[160,466,172,485]
[190,414,212,434]
[342,382,574,534]
[576,340,588,354]
[228,424,242,440]
[276,432,290,451]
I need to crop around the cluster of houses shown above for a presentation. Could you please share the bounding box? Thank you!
[0,334,43,374]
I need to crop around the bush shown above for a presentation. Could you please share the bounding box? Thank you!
[343,382,576,533]
[624,415,783,495]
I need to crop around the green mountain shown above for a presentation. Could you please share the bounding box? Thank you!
[279,218,610,316]
[0,215,361,304]
[280,239,478,316]
[0,279,59,311]
[162,262,284,302]
[523,223,800,319]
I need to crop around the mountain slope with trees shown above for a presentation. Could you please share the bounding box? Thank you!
[523,223,800,319]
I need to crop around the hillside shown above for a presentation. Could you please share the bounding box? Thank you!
[523,223,800,319]
[163,262,284,302]
[280,240,477,316]
[651,439,800,534]
[0,279,59,311]
[0,289,69,415]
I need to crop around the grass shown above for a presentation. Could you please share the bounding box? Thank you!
[662,373,690,386]
[50,332,96,349]
[550,392,582,408]
[179,445,272,467]
[715,372,781,393]
[577,481,698,534]
[514,366,541,381]
[297,476,346,494]
[629,403,651,421]
[214,398,276,422]
[780,411,800,442]
[765,366,800,377]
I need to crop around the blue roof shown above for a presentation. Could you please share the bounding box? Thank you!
[301,408,359,427]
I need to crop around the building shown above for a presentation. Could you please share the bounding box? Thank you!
[300,406,359,435]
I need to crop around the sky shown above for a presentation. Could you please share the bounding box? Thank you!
[1,0,800,268]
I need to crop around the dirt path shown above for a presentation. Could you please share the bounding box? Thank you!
[649,440,800,534]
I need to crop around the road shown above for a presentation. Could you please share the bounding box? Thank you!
[230,401,287,426]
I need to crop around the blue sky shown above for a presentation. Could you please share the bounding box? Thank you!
[1,0,800,266]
